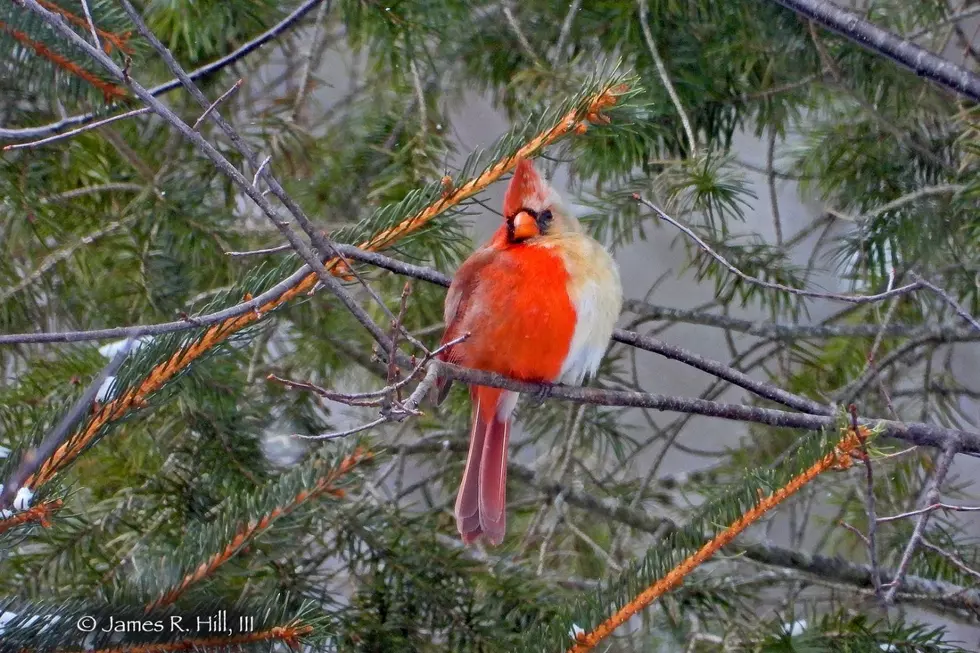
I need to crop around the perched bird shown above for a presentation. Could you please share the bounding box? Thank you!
[435,158,622,545]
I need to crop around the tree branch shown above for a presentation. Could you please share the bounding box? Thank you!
[0,0,327,141]
[766,0,980,103]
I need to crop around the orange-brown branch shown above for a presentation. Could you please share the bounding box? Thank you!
[0,498,63,535]
[567,426,867,653]
[144,448,369,612]
[36,0,133,54]
[0,20,127,102]
[76,623,313,653]
[23,83,627,494]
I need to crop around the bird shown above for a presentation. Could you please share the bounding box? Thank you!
[434,157,622,546]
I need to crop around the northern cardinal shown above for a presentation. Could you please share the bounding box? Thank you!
[435,158,622,545]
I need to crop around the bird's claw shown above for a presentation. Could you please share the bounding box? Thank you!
[530,383,556,403]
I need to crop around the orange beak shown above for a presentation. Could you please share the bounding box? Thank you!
[511,210,539,240]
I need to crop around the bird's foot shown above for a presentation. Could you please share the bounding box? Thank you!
[530,382,560,404]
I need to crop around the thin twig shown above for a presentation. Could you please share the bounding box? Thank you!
[838,520,870,546]
[637,0,697,157]
[910,272,980,333]
[877,502,980,523]
[293,416,388,441]
[624,299,974,341]
[919,538,980,583]
[551,0,581,64]
[502,2,543,66]
[2,107,153,151]
[269,333,469,409]
[634,195,925,304]
[78,0,100,49]
[226,244,293,257]
[883,442,959,603]
[252,155,273,187]
[44,182,145,201]
[852,404,882,596]
[291,0,330,121]
[193,78,244,130]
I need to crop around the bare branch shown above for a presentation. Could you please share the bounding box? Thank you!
[919,538,980,584]
[910,272,980,334]
[634,195,925,304]
[551,0,581,64]
[767,0,980,103]
[192,78,244,131]
[225,244,293,258]
[2,107,153,152]
[877,503,980,523]
[637,0,697,157]
[428,361,980,455]
[624,299,976,341]
[884,443,959,603]
[78,0,100,49]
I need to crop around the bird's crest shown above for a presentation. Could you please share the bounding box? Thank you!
[503,158,551,218]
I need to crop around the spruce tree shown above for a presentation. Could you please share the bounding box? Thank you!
[1,0,979,651]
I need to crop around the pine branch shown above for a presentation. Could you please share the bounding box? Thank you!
[0,498,61,535]
[35,0,133,54]
[2,4,620,498]
[398,439,980,613]
[567,426,866,652]
[0,337,137,510]
[0,0,326,141]
[0,19,126,102]
[76,624,313,653]
[144,447,369,611]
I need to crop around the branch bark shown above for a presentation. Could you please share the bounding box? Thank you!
[766,0,980,103]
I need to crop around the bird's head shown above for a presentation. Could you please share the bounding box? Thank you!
[502,158,579,243]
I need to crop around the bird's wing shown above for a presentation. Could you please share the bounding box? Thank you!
[434,246,499,404]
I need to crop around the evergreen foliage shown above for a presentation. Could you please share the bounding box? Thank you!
[1,0,979,651]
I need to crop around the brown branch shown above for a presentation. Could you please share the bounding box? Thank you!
[144,448,369,611]
[79,623,313,653]
[567,427,865,652]
[0,0,325,141]
[0,498,62,535]
[35,0,133,54]
[0,20,126,102]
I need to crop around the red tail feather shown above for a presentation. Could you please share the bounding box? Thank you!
[455,387,514,545]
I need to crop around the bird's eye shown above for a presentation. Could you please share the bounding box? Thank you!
[537,210,553,229]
